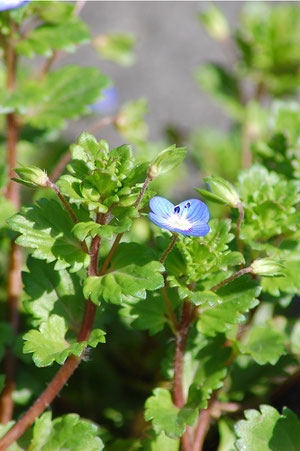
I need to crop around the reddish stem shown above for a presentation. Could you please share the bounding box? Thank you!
[0,19,21,425]
[160,234,178,264]
[210,267,251,293]
[0,176,151,448]
[173,301,194,451]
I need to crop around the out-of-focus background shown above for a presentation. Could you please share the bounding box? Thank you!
[65,2,241,144]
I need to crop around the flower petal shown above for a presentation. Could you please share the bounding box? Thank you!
[178,199,210,223]
[187,222,210,237]
[149,212,172,230]
[149,196,174,218]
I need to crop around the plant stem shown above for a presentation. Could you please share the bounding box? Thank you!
[210,266,251,292]
[173,301,195,451]
[0,174,152,448]
[160,234,178,264]
[46,180,78,224]
[236,202,244,257]
[0,19,20,425]
[192,393,217,451]
[161,285,178,332]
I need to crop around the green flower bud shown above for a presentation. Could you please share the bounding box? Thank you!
[148,145,186,179]
[251,258,285,277]
[195,175,240,208]
[198,6,229,41]
[13,166,49,188]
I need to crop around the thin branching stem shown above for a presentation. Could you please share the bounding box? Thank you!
[211,266,251,292]
[0,175,151,449]
[0,19,21,425]
[160,234,178,264]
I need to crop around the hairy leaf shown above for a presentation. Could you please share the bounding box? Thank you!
[84,243,164,305]
[23,315,105,367]
[8,198,90,272]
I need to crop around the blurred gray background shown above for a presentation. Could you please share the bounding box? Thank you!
[62,1,242,144]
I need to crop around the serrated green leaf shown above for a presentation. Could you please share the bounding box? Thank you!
[22,256,85,325]
[8,198,90,272]
[16,21,90,58]
[145,388,197,439]
[23,315,105,367]
[94,32,136,66]
[185,334,230,409]
[238,326,286,365]
[217,419,236,451]
[197,277,260,337]
[31,411,103,450]
[175,219,244,284]
[14,66,110,129]
[121,288,180,335]
[235,405,300,451]
[84,243,164,305]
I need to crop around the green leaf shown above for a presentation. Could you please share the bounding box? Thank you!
[235,405,300,451]
[238,326,286,365]
[238,164,300,241]
[23,315,105,367]
[31,411,103,450]
[145,388,197,439]
[84,243,164,305]
[121,288,180,335]
[197,277,260,337]
[217,419,236,451]
[22,256,85,325]
[16,66,111,129]
[185,334,230,409]
[174,219,244,284]
[16,21,90,58]
[142,430,179,451]
[8,198,90,272]
[148,145,186,179]
[94,32,136,66]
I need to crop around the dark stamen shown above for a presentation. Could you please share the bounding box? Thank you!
[185,201,191,208]
[174,206,180,214]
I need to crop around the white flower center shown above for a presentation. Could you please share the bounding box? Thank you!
[165,212,192,231]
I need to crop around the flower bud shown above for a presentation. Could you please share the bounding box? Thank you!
[198,6,229,41]
[148,145,186,179]
[13,166,49,188]
[196,176,240,208]
[251,258,285,277]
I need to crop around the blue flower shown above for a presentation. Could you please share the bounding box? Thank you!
[90,87,118,114]
[149,196,210,236]
[0,0,29,11]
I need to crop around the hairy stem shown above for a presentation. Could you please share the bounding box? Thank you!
[0,19,21,425]
[192,393,217,451]
[160,234,178,264]
[173,301,195,451]
[161,285,178,332]
[211,266,251,293]
[47,180,78,224]
[0,175,151,448]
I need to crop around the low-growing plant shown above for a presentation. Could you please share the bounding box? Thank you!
[0,2,300,451]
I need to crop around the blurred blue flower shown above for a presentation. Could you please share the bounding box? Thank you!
[149,196,210,236]
[0,0,29,11]
[90,87,118,115]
